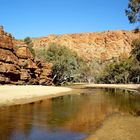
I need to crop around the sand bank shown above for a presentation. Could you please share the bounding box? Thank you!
[85,114,140,140]
[0,85,72,107]
[0,84,139,107]
[84,84,140,91]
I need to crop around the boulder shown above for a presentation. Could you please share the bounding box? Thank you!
[0,29,13,50]
[41,69,52,77]
[37,61,52,85]
[28,78,39,85]
[20,69,31,80]
[0,62,19,75]
[15,47,34,60]
[0,48,18,64]
[26,59,37,69]
[18,59,37,69]
[39,77,52,85]
[0,74,10,83]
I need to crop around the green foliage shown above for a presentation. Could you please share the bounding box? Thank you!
[100,59,132,83]
[27,45,35,58]
[129,39,140,83]
[24,37,32,45]
[44,43,86,85]
[77,60,103,83]
[35,48,47,61]
[129,58,140,83]
[131,39,140,61]
[45,44,106,84]
[24,37,35,58]
[125,0,140,24]
[35,39,140,84]
[98,38,140,84]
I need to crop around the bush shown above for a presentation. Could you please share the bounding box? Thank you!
[27,46,35,58]
[46,44,86,85]
[24,37,35,58]
[132,39,140,61]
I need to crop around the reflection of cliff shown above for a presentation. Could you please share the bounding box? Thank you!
[61,92,117,132]
[33,89,120,132]
[0,88,139,138]
[0,105,34,139]
[28,95,87,131]
[0,100,52,139]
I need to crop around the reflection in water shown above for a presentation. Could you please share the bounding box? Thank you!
[0,88,140,140]
[104,88,140,116]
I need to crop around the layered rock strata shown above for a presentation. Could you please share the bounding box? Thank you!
[0,26,52,85]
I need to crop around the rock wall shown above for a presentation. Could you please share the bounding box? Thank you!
[32,30,140,61]
[0,26,52,85]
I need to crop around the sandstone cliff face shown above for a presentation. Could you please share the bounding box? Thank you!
[32,30,140,61]
[0,26,52,85]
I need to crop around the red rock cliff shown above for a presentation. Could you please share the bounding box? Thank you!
[32,30,140,61]
[0,26,52,85]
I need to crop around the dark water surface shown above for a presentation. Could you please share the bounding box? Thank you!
[0,87,140,140]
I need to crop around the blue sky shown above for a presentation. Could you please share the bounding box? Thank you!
[0,0,137,39]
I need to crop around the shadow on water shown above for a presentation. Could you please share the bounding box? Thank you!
[0,87,140,140]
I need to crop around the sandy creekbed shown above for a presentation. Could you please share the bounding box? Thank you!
[85,114,140,140]
[84,84,140,140]
[84,84,140,91]
[0,85,72,107]
[0,84,140,107]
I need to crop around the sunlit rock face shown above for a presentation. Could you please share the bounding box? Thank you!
[32,30,140,61]
[0,26,52,85]
[15,47,34,60]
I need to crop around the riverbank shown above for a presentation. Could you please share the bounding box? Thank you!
[85,114,140,140]
[0,84,139,107]
[84,84,140,91]
[0,85,72,107]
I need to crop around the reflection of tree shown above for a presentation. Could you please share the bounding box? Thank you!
[44,95,87,130]
[0,110,13,140]
[14,105,34,137]
[0,88,140,139]
[103,88,140,116]
[32,94,113,133]
[0,104,35,139]
[61,92,115,132]
[40,89,118,132]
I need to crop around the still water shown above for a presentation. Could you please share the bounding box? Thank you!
[0,87,140,140]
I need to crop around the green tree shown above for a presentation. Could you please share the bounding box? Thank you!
[100,59,132,84]
[45,43,85,85]
[24,37,32,45]
[131,39,140,61]
[129,58,140,83]
[129,39,140,83]
[79,62,94,83]
[126,0,140,24]
[78,60,102,83]
[35,48,47,61]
